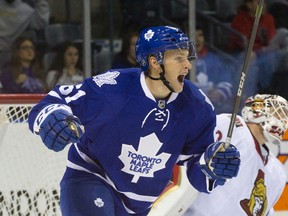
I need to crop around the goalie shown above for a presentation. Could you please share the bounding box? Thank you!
[183,94,287,216]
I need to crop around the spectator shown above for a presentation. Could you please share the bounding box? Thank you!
[111,30,139,69]
[195,25,234,114]
[0,36,46,93]
[0,0,50,69]
[229,0,288,52]
[46,41,84,91]
[228,0,276,53]
[228,0,281,96]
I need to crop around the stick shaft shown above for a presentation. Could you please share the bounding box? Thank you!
[224,0,264,148]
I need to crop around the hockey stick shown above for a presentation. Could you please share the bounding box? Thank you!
[224,0,264,148]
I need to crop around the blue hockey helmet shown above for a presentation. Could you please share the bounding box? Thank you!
[135,26,197,71]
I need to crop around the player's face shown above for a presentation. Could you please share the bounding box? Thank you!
[163,49,192,93]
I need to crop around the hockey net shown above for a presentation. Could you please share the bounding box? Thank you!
[0,94,68,216]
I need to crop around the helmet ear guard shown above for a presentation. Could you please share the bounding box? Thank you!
[241,94,288,144]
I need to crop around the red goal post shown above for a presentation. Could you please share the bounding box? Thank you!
[0,94,45,104]
[0,94,46,124]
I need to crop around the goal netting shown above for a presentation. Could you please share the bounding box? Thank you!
[0,94,68,216]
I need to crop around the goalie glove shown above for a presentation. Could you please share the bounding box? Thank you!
[199,142,240,185]
[39,109,83,152]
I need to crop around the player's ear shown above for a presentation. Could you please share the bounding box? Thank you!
[148,56,161,70]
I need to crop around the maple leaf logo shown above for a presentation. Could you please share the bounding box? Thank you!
[118,133,171,183]
[94,198,104,207]
[144,29,154,41]
[93,71,120,87]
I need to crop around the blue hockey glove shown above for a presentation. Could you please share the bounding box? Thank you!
[39,109,83,152]
[199,142,240,181]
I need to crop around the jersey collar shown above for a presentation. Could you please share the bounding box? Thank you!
[253,137,269,165]
[140,72,178,103]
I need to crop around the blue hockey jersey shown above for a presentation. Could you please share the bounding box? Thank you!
[28,68,216,214]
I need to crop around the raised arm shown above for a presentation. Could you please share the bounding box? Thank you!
[29,0,50,29]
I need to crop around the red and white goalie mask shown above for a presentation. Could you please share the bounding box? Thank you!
[242,94,288,145]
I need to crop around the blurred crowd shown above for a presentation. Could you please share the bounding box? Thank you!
[0,0,287,114]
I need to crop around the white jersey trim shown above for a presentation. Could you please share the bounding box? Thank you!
[177,154,199,165]
[140,72,178,103]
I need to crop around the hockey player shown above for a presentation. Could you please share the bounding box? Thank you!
[28,26,240,216]
[184,94,287,216]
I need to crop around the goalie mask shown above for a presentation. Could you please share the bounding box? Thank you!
[241,94,288,145]
[135,26,197,71]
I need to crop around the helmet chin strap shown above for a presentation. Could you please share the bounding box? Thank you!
[146,65,175,92]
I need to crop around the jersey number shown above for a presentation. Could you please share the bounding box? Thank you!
[59,84,86,103]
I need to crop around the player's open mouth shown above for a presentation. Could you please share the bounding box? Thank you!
[178,75,185,84]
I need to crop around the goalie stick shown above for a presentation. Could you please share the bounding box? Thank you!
[224,0,264,148]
